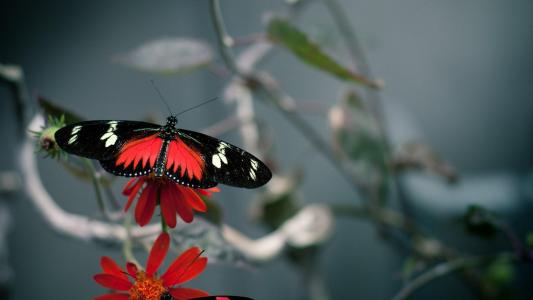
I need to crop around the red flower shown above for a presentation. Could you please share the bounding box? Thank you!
[94,233,208,300]
[122,175,219,227]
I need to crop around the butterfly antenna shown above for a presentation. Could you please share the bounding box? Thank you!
[175,97,219,117]
[150,79,174,116]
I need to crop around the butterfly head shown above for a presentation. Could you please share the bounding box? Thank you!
[166,115,178,127]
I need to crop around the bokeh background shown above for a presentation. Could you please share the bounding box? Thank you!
[1,0,533,299]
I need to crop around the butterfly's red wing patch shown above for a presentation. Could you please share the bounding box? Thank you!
[115,133,162,169]
[166,138,204,181]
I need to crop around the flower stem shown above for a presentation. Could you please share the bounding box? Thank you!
[161,216,168,233]
[82,158,106,216]
[123,215,141,267]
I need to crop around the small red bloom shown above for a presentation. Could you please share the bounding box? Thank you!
[122,175,219,227]
[94,233,208,300]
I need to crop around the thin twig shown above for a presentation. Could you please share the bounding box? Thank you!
[209,0,242,76]
[391,253,516,300]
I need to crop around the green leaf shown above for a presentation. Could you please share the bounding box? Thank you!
[526,232,533,247]
[267,18,380,88]
[116,38,213,75]
[462,204,498,238]
[38,96,84,124]
[484,258,515,284]
[254,172,301,230]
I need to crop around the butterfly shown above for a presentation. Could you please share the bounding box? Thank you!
[54,115,271,189]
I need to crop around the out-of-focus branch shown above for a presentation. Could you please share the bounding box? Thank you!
[0,63,28,136]
[21,114,333,261]
[209,0,241,76]
[223,204,333,262]
[391,253,517,300]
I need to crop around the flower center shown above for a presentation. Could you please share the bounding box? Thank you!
[129,271,167,300]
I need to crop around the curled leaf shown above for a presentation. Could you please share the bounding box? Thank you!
[267,18,380,88]
[38,96,84,124]
[392,142,457,183]
[116,38,213,74]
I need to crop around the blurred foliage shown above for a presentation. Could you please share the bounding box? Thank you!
[480,257,515,299]
[526,232,533,247]
[253,172,302,231]
[38,96,84,124]
[115,38,213,75]
[267,18,379,88]
[329,91,388,201]
[392,142,457,183]
[462,205,498,238]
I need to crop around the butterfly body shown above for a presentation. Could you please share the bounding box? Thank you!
[55,116,271,189]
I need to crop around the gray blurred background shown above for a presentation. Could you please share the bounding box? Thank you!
[1,0,533,299]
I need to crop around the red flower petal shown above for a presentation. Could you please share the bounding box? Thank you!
[161,247,206,287]
[93,274,132,291]
[146,232,170,276]
[94,294,130,300]
[160,185,178,228]
[181,187,207,212]
[124,178,144,212]
[168,287,209,300]
[122,178,139,195]
[174,187,194,223]
[100,256,127,280]
[135,183,157,226]
[126,262,138,279]
[197,187,220,196]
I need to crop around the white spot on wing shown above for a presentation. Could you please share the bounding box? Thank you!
[100,132,115,140]
[212,142,230,168]
[249,169,257,180]
[72,126,81,134]
[251,159,258,170]
[212,154,222,168]
[68,135,77,144]
[105,135,118,147]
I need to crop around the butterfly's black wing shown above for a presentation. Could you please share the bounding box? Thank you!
[55,120,160,160]
[175,129,271,188]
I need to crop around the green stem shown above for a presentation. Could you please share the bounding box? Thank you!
[122,216,141,267]
[82,158,106,215]
[161,216,168,233]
